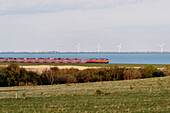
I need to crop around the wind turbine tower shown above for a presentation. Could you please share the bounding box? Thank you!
[158,43,165,53]
[75,43,81,53]
[116,43,122,53]
[96,43,102,53]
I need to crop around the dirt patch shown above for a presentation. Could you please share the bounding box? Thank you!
[0,65,101,73]
[20,65,101,73]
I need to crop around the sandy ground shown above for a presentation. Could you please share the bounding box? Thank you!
[0,65,164,74]
[0,65,101,73]
[20,65,101,73]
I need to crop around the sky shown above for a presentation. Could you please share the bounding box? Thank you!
[0,0,170,52]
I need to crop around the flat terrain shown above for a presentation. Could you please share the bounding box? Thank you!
[0,76,169,112]
[20,65,101,73]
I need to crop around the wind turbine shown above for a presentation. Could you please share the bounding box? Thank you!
[158,43,165,53]
[116,43,122,53]
[75,43,81,53]
[96,43,102,53]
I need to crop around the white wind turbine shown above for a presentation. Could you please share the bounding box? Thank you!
[75,43,81,53]
[158,43,165,53]
[96,43,102,53]
[116,43,122,53]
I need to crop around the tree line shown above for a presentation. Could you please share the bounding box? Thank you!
[0,63,169,87]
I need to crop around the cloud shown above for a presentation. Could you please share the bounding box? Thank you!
[0,0,161,15]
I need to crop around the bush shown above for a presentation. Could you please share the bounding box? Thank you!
[0,63,21,86]
[27,71,41,85]
[95,89,104,95]
[0,63,41,86]
[56,74,77,84]
[139,65,165,78]
[163,65,170,76]
[41,67,78,85]
[0,76,4,86]
[108,66,124,80]
[0,63,168,87]
[123,68,142,80]
[75,69,103,83]
[143,65,158,78]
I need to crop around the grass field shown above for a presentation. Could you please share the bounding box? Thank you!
[0,76,169,112]
[0,62,169,68]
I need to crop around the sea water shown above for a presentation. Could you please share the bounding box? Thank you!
[0,53,170,64]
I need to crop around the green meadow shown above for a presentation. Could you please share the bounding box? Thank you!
[0,76,169,113]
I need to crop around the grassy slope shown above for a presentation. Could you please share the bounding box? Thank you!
[0,76,169,113]
[0,62,169,68]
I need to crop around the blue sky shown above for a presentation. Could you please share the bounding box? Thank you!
[0,0,170,52]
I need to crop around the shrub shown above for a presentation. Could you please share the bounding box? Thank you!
[55,74,77,84]
[0,63,21,86]
[0,63,168,87]
[163,65,170,76]
[41,68,58,85]
[20,68,29,83]
[56,68,78,84]
[0,76,4,86]
[123,68,142,80]
[41,68,78,85]
[65,74,78,83]
[40,70,51,85]
[75,69,103,83]
[139,65,165,78]
[108,66,124,80]
[95,89,104,95]
[143,65,159,78]
[27,71,41,85]
[75,70,88,83]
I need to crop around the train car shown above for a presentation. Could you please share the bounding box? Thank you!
[85,58,109,64]
[0,58,109,64]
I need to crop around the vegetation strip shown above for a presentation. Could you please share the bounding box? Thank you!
[0,63,169,87]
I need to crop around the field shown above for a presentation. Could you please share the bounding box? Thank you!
[0,76,169,112]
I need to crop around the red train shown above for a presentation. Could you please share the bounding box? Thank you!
[0,58,109,64]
